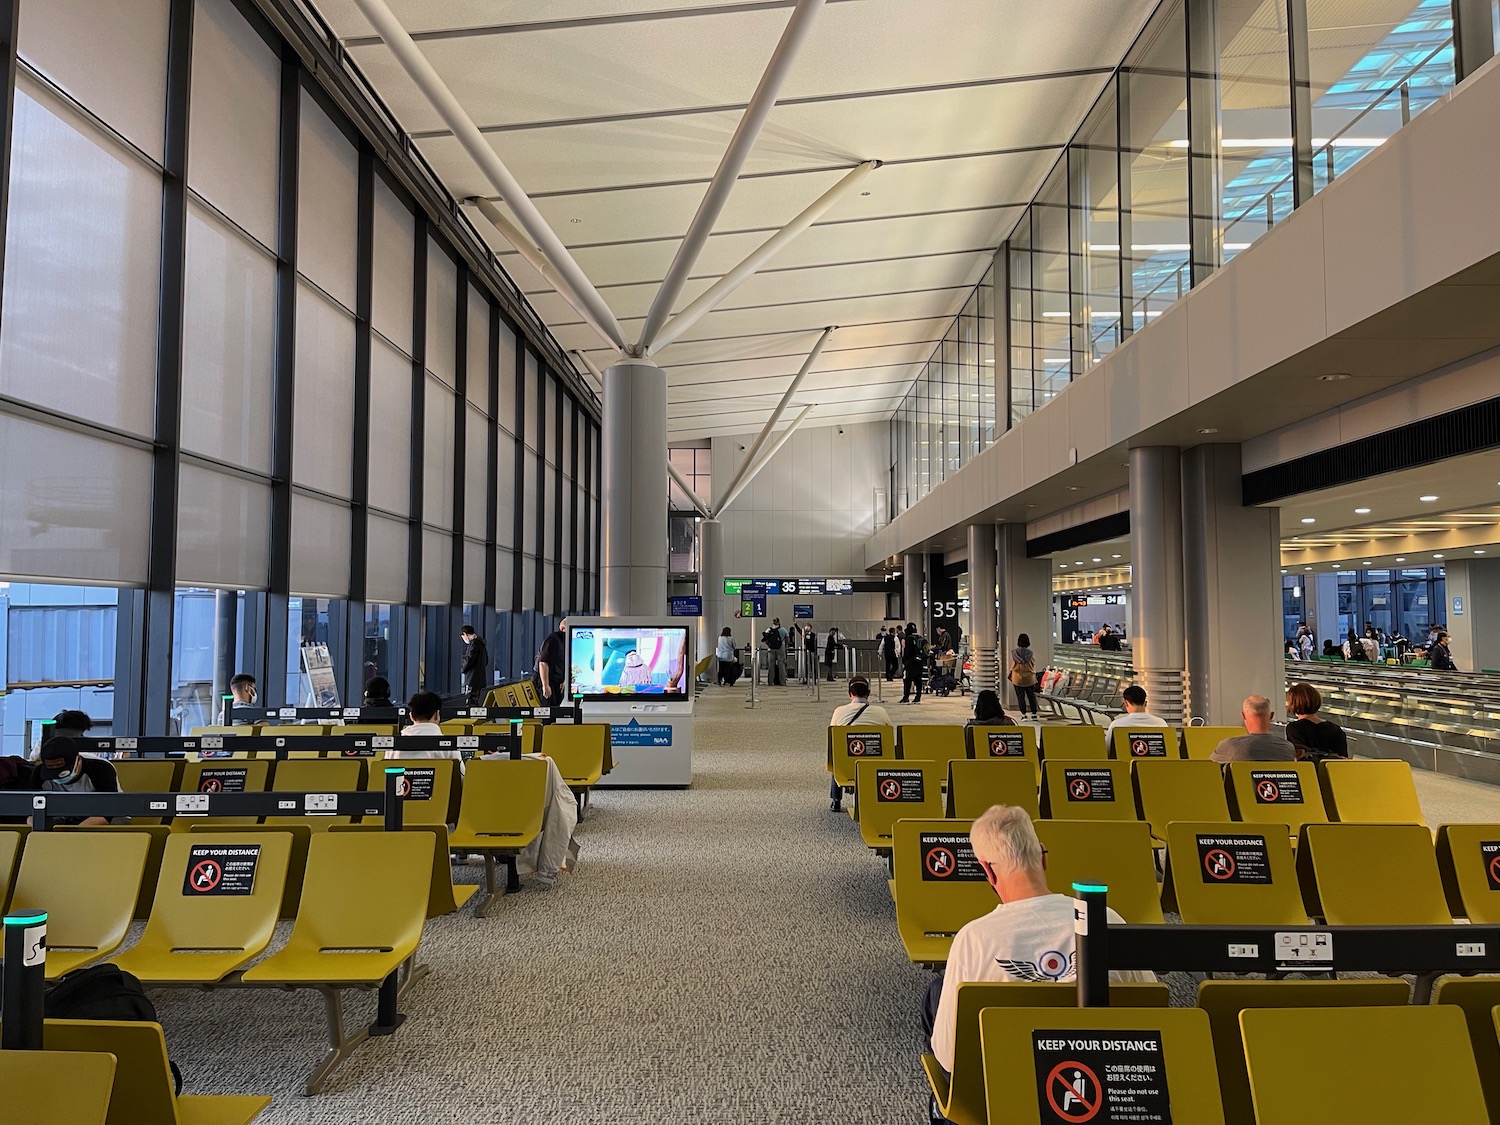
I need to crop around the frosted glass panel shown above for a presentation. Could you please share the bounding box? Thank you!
[521,555,537,606]
[366,513,409,604]
[422,528,452,605]
[562,475,575,561]
[289,492,350,597]
[543,463,556,560]
[495,428,516,548]
[543,559,555,611]
[425,238,457,388]
[176,463,270,589]
[523,351,539,450]
[498,320,517,434]
[521,451,539,554]
[464,406,488,538]
[2,79,162,438]
[423,377,455,528]
[371,177,414,352]
[298,91,357,310]
[0,414,151,584]
[182,203,276,471]
[466,285,490,413]
[292,283,356,496]
[19,0,169,159]
[464,539,487,605]
[561,399,575,472]
[494,548,515,610]
[368,337,412,516]
[544,379,558,466]
[189,0,279,247]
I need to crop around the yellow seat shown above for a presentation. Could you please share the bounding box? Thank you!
[380,757,460,827]
[0,827,25,912]
[541,722,609,788]
[55,824,170,920]
[1432,977,1500,1125]
[446,758,550,916]
[979,1006,1225,1124]
[1040,759,1133,820]
[1111,725,1183,759]
[255,724,331,737]
[1039,725,1111,761]
[1035,819,1165,924]
[945,758,1038,820]
[827,724,897,793]
[897,725,968,768]
[44,1019,270,1125]
[853,759,944,848]
[1197,979,1411,1125]
[10,831,149,978]
[338,723,399,737]
[264,758,364,830]
[1133,758,1231,842]
[1298,822,1450,924]
[924,981,1169,1125]
[1437,824,1500,923]
[519,681,542,707]
[188,725,246,738]
[177,760,272,829]
[112,832,292,984]
[1224,761,1328,835]
[890,818,993,966]
[1241,1005,1487,1125]
[330,823,479,917]
[964,724,1040,782]
[188,822,310,920]
[1182,725,1246,760]
[437,720,473,735]
[0,1049,116,1125]
[1163,821,1306,924]
[112,759,182,795]
[1318,758,1425,823]
[474,721,540,755]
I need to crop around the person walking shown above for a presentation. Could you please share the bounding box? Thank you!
[898,622,926,704]
[1008,633,1039,718]
[881,626,899,681]
[534,624,566,702]
[459,625,490,705]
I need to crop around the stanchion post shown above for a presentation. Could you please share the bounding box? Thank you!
[747,641,758,709]
[1072,882,1110,1008]
[383,767,405,831]
[2,911,48,1051]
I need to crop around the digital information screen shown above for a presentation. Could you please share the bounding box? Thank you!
[568,626,690,701]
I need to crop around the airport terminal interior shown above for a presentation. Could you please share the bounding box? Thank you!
[10,0,1500,1121]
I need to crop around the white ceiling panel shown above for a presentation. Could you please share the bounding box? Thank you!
[321,0,790,39]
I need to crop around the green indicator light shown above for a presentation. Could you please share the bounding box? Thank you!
[4,912,48,926]
[1072,882,1109,894]
[384,767,405,775]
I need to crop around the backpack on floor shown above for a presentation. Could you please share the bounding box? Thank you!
[46,964,184,1093]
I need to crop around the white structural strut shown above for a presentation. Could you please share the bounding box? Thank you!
[666,459,711,519]
[636,0,829,353]
[648,161,879,355]
[714,404,814,516]
[465,198,621,352]
[354,0,627,351]
[571,349,607,387]
[714,326,834,507]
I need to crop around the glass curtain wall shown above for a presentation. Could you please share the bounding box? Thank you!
[0,0,601,739]
[892,0,1456,509]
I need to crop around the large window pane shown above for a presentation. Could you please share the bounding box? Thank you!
[423,377,455,528]
[2,78,162,439]
[289,492,350,597]
[371,176,415,352]
[189,0,279,247]
[466,284,491,414]
[1075,89,1122,364]
[464,539,487,605]
[175,464,270,589]
[495,427,517,550]
[465,406,489,536]
[182,203,276,472]
[292,283,356,497]
[0,583,117,756]
[426,238,458,388]
[298,91,357,310]
[422,528,451,605]
[368,338,413,516]
[366,514,409,604]
[1218,0,1293,264]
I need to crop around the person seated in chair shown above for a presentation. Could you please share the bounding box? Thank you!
[966,689,1013,727]
[828,676,891,812]
[30,736,123,826]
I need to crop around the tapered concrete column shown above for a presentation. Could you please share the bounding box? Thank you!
[903,553,924,626]
[698,518,724,665]
[1444,559,1500,672]
[1129,446,1186,723]
[997,523,1052,682]
[967,523,999,691]
[601,360,668,616]
[1303,572,1340,654]
[1181,444,1282,724]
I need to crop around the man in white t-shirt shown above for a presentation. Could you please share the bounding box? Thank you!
[387,691,464,772]
[924,805,1152,1073]
[829,677,891,811]
[1101,684,1169,749]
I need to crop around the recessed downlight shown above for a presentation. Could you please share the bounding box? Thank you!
[1059,563,1068,568]
[1433,553,1445,559]
[1111,553,1121,559]
[1318,372,1351,381]
[1420,495,1439,502]
[1354,507,1371,514]
[1476,550,1487,555]
[1092,557,1102,563]
[1197,427,1219,435]
[1300,517,1316,524]
[1304,566,1313,571]
[1395,557,1406,562]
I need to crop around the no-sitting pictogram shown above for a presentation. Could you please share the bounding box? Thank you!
[199,778,223,794]
[188,860,222,892]
[1045,1060,1102,1121]
[879,778,902,800]
[925,846,956,878]
[1069,778,1092,800]
[1130,737,1150,756]
[1257,780,1280,802]
[849,738,867,756]
[395,776,411,798]
[1204,848,1237,880]
[1489,853,1500,886]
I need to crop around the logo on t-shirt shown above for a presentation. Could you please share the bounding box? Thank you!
[995,951,1075,982]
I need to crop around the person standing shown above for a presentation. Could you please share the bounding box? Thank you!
[1430,631,1457,671]
[881,626,899,681]
[459,625,490,705]
[535,625,567,702]
[761,621,786,686]
[898,623,925,705]
[1008,633,1039,718]
[803,623,819,684]
[1297,626,1314,661]
[823,626,842,682]
[715,627,741,686]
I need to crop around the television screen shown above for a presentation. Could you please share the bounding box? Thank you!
[567,625,690,700]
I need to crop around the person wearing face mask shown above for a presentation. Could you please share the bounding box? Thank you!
[30,736,123,826]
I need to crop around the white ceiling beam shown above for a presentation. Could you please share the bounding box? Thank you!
[465,198,623,355]
[666,459,712,519]
[352,0,628,352]
[713,404,815,516]
[636,0,829,354]
[571,349,606,390]
[712,326,834,506]
[646,160,880,356]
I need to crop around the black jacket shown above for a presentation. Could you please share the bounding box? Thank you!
[461,636,489,676]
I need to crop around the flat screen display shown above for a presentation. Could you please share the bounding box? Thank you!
[567,625,690,700]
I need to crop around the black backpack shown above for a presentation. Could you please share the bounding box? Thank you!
[46,964,183,1093]
[763,627,783,650]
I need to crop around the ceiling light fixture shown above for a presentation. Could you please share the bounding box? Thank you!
[1318,372,1351,381]
[1059,563,1068,568]
[1112,553,1122,559]
[1395,557,1406,562]
[1420,495,1439,502]
[1355,507,1371,514]
[1433,553,1445,559]
[1092,557,1102,563]
[1476,549,1487,555]
[1197,427,1219,435]
[1301,517,1316,524]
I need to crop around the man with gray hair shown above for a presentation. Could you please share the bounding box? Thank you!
[1210,694,1296,763]
[923,805,1151,1074]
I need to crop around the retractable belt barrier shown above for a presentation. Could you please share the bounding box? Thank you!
[220,703,582,724]
[74,733,525,760]
[0,785,405,832]
[1069,882,1500,1006]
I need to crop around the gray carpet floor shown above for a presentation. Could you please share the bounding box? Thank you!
[150,682,1500,1123]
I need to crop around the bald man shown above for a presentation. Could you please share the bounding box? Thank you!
[1211,694,1295,763]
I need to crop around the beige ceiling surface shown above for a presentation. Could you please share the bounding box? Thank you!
[322,0,1161,437]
